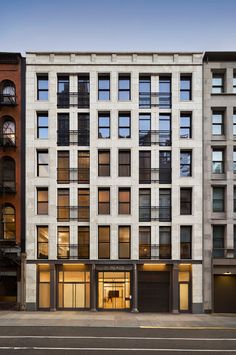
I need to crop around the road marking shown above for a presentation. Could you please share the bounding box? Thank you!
[0,335,236,341]
[0,347,236,352]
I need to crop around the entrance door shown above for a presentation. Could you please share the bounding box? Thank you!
[214,275,236,313]
[98,272,130,310]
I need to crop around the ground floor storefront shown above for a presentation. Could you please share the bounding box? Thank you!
[26,262,203,313]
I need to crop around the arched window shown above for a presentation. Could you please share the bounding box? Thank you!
[1,157,15,192]
[2,205,16,240]
[2,117,15,146]
[1,81,16,104]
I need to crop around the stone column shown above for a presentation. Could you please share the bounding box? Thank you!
[131,264,139,312]
[90,264,97,311]
[172,264,179,313]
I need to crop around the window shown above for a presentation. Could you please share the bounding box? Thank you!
[98,226,110,259]
[159,227,171,259]
[118,226,130,259]
[37,150,49,177]
[78,113,90,146]
[212,73,224,93]
[78,226,89,259]
[139,151,151,183]
[213,225,225,257]
[180,75,192,101]
[1,157,15,191]
[37,75,48,100]
[57,189,69,221]
[159,76,171,108]
[98,74,110,100]
[118,74,130,100]
[212,111,224,135]
[118,150,131,177]
[180,150,192,177]
[139,75,151,108]
[98,188,110,215]
[118,188,131,214]
[57,226,69,259]
[57,113,69,146]
[234,149,236,174]
[139,189,151,222]
[98,150,110,176]
[37,188,48,215]
[78,74,90,108]
[78,189,89,221]
[212,149,224,174]
[57,151,69,184]
[139,113,151,146]
[233,110,236,135]
[2,205,15,240]
[159,114,171,146]
[37,112,48,139]
[1,80,16,104]
[234,187,236,212]
[159,151,171,184]
[2,117,16,146]
[57,75,69,107]
[180,226,192,259]
[213,187,225,212]
[180,113,191,139]
[159,189,171,221]
[118,112,131,138]
[139,227,151,259]
[180,188,192,215]
[78,151,89,183]
[98,112,110,138]
[37,226,48,259]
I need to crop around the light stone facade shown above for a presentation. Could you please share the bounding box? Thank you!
[25,52,203,312]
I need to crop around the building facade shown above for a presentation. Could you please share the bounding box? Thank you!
[203,52,236,313]
[25,52,203,312]
[0,52,25,310]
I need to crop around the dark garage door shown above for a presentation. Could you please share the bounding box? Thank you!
[214,275,236,313]
[138,271,170,312]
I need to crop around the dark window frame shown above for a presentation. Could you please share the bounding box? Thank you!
[118,187,131,215]
[212,149,224,174]
[98,112,110,139]
[212,73,224,94]
[118,112,131,139]
[180,150,192,177]
[118,149,131,177]
[98,226,110,259]
[98,74,110,101]
[118,226,131,259]
[118,74,131,101]
[180,188,192,215]
[37,75,48,101]
[37,112,48,139]
[98,150,110,177]
[78,226,90,259]
[37,150,49,177]
[180,75,192,101]
[180,112,192,139]
[180,226,192,259]
[98,188,110,215]
[37,187,48,215]
[37,225,49,259]
[212,111,224,136]
[212,186,225,213]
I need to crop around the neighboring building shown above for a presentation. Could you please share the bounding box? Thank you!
[25,52,203,312]
[0,52,25,310]
[203,52,236,313]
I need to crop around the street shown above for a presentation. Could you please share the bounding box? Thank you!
[0,327,236,354]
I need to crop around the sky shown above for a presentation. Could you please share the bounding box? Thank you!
[1,0,236,53]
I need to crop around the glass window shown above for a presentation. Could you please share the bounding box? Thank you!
[118,226,130,259]
[98,74,110,100]
[57,113,69,146]
[37,75,48,100]
[213,225,225,257]
[2,205,15,240]
[159,226,171,259]
[139,75,151,108]
[212,187,225,212]
[139,151,151,183]
[180,75,192,101]
[78,113,90,146]
[37,112,48,139]
[234,186,236,213]
[57,76,69,108]
[37,188,48,215]
[118,188,131,214]
[78,189,89,221]
[233,110,236,135]
[78,74,90,108]
[37,226,48,259]
[2,81,16,104]
[57,226,69,259]
[98,226,110,259]
[180,113,191,139]
[118,150,131,177]
[159,151,171,184]
[57,151,69,184]
[159,76,171,108]
[212,73,224,93]
[180,226,192,259]
[98,188,110,215]
[78,151,89,184]
[159,189,171,221]
[233,74,236,93]
[2,157,15,191]
[57,189,69,221]
[212,111,224,135]
[78,226,89,259]
[118,112,131,138]
[98,112,110,139]
[139,226,151,259]
[180,188,192,215]
[180,151,192,177]
[234,149,236,174]
[139,113,151,146]
[212,149,224,174]
[98,150,110,177]
[159,114,171,146]
[118,74,130,100]
[139,189,151,222]
[37,150,49,177]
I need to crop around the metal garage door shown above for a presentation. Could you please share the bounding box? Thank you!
[214,275,236,313]
[138,271,170,312]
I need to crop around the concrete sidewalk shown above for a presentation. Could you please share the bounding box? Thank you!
[0,311,236,328]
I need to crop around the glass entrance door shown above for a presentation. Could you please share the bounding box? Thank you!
[98,272,130,309]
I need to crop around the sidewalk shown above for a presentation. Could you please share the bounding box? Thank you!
[0,311,236,328]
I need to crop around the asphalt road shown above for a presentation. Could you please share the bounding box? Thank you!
[0,326,236,354]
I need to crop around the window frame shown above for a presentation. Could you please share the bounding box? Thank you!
[98,188,110,215]
[37,226,49,259]
[212,186,225,213]
[180,112,192,139]
[212,149,224,174]
[98,112,110,139]
[118,226,131,259]
[118,112,131,139]
[98,150,110,177]
[118,74,131,101]
[98,226,110,259]
[37,150,49,177]
[180,150,192,177]
[118,187,131,215]
[180,226,192,259]
[37,74,48,101]
[37,187,48,215]
[98,74,110,101]
[180,188,192,215]
[180,75,192,101]
[118,149,131,177]
[212,73,224,94]
[212,111,224,136]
